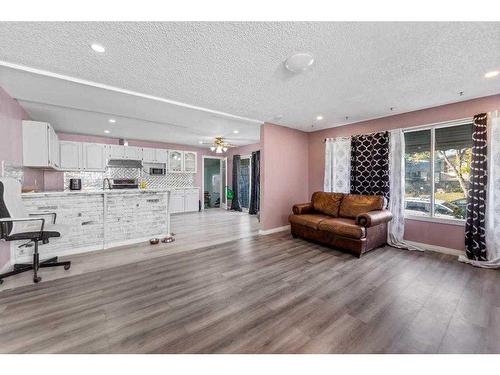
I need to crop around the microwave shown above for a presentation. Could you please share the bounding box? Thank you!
[149,167,166,175]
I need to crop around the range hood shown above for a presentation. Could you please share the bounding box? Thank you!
[107,159,143,168]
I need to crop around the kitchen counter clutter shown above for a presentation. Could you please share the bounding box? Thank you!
[13,189,175,263]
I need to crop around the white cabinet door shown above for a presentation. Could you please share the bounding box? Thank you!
[184,189,199,212]
[155,149,168,163]
[83,143,107,171]
[108,145,125,159]
[48,126,60,168]
[124,146,142,160]
[183,151,197,173]
[59,141,82,170]
[168,150,183,172]
[170,191,185,213]
[142,147,156,162]
[22,121,59,169]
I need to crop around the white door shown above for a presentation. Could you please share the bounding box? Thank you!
[84,143,107,171]
[59,141,82,170]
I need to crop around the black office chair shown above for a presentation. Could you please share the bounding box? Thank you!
[0,178,71,284]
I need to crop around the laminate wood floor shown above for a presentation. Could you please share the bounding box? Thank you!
[0,230,498,353]
[0,209,259,291]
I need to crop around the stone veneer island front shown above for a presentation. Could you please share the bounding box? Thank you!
[12,189,171,263]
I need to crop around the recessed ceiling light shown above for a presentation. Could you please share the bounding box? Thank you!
[104,130,110,134]
[198,140,203,144]
[285,53,315,73]
[316,115,323,121]
[91,43,105,53]
[108,118,116,123]
[233,130,239,134]
[485,70,499,78]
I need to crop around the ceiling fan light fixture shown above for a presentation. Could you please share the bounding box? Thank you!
[285,53,315,73]
[210,146,216,152]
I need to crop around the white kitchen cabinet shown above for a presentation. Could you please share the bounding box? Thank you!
[155,149,168,163]
[108,145,142,160]
[108,145,125,159]
[168,150,183,172]
[183,151,197,173]
[59,141,82,170]
[83,143,107,171]
[170,190,185,214]
[184,188,199,212]
[124,146,142,160]
[22,121,60,169]
[142,147,156,163]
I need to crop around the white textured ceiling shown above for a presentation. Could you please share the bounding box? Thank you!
[0,22,499,144]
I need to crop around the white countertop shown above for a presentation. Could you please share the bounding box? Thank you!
[21,189,173,197]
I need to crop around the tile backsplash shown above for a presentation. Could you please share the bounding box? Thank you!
[63,167,194,190]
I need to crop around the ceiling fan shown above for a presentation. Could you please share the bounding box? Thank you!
[199,136,235,153]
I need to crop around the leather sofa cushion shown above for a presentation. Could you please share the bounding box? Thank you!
[289,214,331,230]
[311,192,344,217]
[318,218,366,239]
[339,194,385,219]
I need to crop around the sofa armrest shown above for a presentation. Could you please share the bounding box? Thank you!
[356,210,393,227]
[292,203,314,215]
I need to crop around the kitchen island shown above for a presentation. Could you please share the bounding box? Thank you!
[13,189,171,262]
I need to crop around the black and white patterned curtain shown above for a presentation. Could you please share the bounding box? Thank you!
[465,113,488,261]
[350,131,390,200]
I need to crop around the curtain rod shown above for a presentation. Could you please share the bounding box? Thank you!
[322,116,475,143]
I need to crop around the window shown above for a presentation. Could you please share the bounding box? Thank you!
[404,121,473,221]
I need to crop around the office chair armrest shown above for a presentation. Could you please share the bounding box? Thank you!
[0,217,46,238]
[29,212,57,224]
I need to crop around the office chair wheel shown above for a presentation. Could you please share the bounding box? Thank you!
[33,276,41,283]
[64,264,71,270]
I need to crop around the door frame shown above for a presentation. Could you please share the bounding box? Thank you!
[201,155,227,211]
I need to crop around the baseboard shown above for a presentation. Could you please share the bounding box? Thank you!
[259,225,290,236]
[405,240,464,257]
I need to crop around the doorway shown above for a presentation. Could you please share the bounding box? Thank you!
[202,156,227,210]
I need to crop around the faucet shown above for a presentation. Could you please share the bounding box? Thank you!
[103,178,111,190]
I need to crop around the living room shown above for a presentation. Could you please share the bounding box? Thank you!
[0,1,499,373]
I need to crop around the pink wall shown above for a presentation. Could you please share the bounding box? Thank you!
[307,94,500,250]
[260,123,309,231]
[0,87,30,270]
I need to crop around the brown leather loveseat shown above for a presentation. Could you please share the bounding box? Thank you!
[289,192,393,257]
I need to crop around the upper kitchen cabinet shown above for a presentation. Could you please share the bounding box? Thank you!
[168,150,183,172]
[83,143,107,171]
[183,151,197,173]
[142,147,168,164]
[59,141,82,170]
[108,145,142,160]
[22,121,60,169]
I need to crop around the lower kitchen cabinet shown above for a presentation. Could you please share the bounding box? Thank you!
[170,188,199,214]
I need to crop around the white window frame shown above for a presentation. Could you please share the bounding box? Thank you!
[403,117,472,226]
